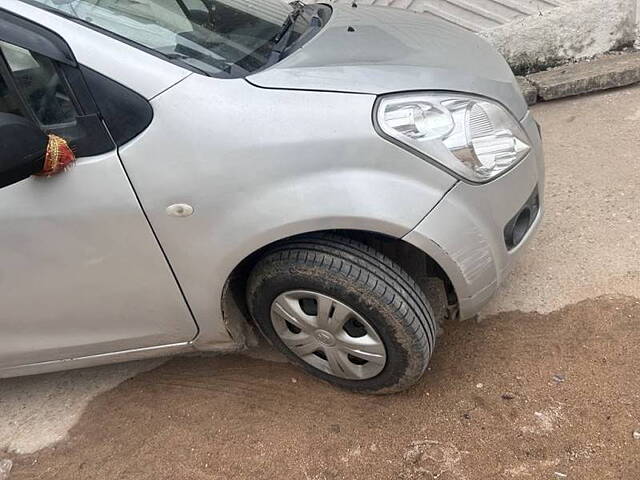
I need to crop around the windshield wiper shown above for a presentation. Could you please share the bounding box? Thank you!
[267,1,307,65]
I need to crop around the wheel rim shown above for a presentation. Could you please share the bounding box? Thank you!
[270,290,387,380]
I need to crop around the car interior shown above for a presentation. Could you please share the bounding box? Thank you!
[0,41,76,126]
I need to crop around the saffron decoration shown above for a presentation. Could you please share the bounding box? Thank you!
[36,134,76,176]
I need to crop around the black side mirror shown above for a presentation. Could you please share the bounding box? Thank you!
[0,113,47,189]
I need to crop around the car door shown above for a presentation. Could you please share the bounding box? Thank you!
[0,11,197,369]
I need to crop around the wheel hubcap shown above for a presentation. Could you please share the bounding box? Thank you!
[270,290,387,380]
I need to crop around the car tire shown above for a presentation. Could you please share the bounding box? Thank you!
[246,233,436,394]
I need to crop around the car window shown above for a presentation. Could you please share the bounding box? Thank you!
[30,0,329,78]
[0,70,23,117]
[0,41,76,126]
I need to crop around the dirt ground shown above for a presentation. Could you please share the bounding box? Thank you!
[3,84,640,478]
[6,297,640,479]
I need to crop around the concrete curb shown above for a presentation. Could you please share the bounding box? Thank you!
[517,51,640,105]
[482,0,637,76]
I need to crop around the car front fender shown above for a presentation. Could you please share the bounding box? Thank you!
[119,75,456,347]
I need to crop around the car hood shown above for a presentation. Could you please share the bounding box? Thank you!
[248,4,528,119]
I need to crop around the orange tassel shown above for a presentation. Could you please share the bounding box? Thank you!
[36,134,76,176]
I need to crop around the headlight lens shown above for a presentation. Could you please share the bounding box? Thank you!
[376,93,531,182]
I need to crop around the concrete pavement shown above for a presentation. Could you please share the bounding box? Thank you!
[0,361,163,454]
[484,84,640,315]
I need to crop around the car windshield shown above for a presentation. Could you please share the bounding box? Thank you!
[28,0,328,77]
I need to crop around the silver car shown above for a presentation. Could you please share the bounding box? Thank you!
[0,0,543,393]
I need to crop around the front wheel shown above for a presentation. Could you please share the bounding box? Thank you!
[246,234,437,394]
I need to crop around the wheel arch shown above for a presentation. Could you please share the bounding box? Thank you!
[218,229,459,349]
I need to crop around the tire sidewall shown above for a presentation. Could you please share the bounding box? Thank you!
[248,261,428,393]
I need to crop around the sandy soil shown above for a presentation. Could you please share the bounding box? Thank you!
[6,296,639,479]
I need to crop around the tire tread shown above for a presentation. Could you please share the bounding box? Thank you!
[247,233,437,393]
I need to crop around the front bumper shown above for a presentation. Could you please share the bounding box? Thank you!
[403,111,545,319]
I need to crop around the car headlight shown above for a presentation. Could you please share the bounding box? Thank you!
[376,93,531,182]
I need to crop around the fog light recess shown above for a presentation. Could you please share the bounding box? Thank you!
[504,187,540,250]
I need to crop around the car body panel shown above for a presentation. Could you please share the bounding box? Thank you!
[249,4,528,119]
[0,150,198,371]
[0,0,191,99]
[404,112,544,318]
[117,73,457,347]
[0,342,193,379]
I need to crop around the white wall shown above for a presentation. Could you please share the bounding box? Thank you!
[479,0,638,74]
